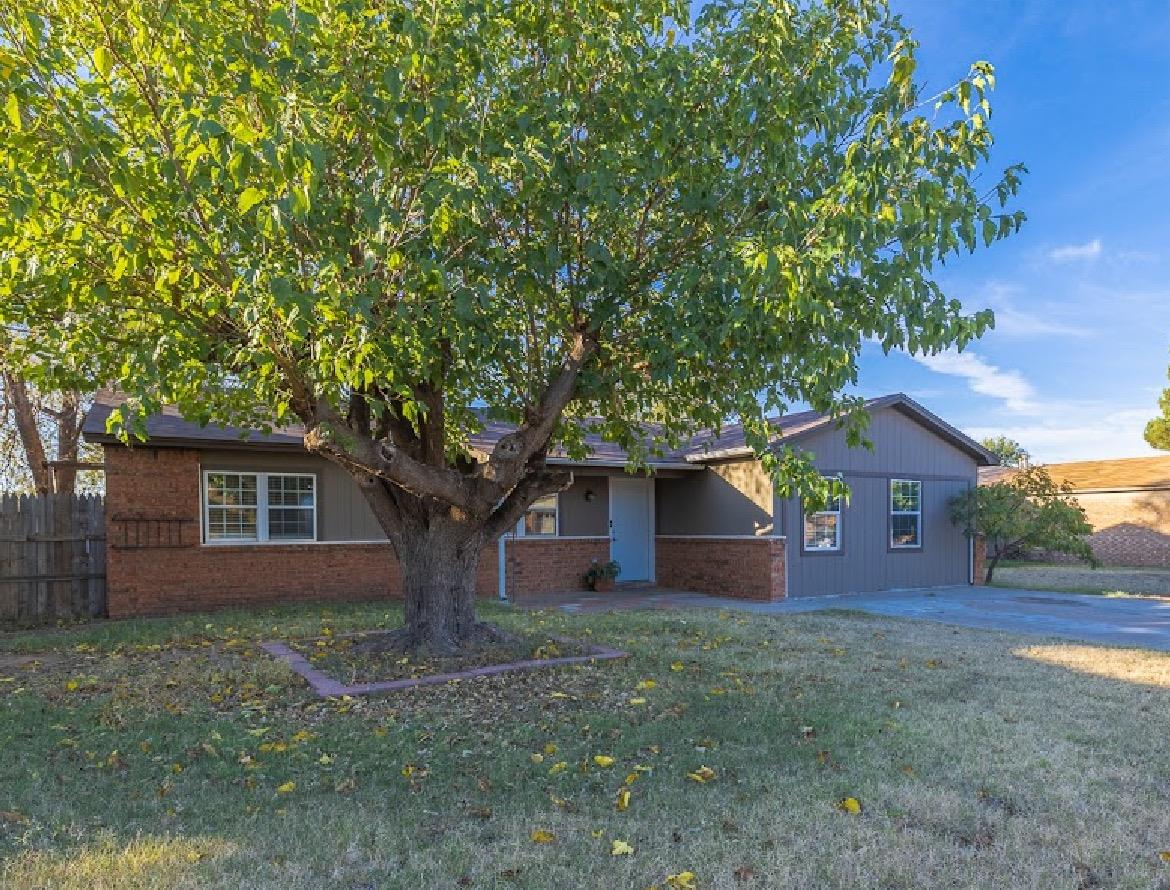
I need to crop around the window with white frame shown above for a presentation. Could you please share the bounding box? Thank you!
[890,479,922,548]
[203,471,316,543]
[522,494,558,537]
[803,481,843,551]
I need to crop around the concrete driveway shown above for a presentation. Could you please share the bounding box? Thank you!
[740,586,1170,651]
[518,585,1170,650]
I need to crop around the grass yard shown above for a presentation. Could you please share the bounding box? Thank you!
[994,562,1170,598]
[4,602,1170,889]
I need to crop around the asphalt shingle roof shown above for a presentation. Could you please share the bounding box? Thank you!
[979,455,1170,492]
[84,390,997,466]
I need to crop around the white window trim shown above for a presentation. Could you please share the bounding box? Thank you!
[890,478,922,549]
[516,493,560,538]
[202,470,318,545]
[803,479,842,552]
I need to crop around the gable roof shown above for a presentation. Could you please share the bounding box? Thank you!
[980,455,1170,493]
[675,393,999,466]
[83,390,997,467]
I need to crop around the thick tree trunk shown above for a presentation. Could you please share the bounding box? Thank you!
[392,526,488,653]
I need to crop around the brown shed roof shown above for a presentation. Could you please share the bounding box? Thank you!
[978,455,1170,492]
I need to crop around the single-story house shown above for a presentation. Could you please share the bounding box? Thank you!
[83,391,996,618]
[980,455,1170,568]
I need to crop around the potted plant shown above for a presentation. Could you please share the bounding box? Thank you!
[583,559,621,592]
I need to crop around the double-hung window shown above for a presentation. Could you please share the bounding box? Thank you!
[522,494,558,537]
[890,479,922,549]
[803,479,843,552]
[203,471,317,543]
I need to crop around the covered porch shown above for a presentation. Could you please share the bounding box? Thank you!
[498,468,787,603]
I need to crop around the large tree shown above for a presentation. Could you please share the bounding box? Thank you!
[0,0,1023,650]
[0,341,91,495]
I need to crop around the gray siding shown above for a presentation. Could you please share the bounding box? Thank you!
[558,476,609,536]
[774,406,978,596]
[656,460,773,536]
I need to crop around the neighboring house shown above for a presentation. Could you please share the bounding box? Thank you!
[83,391,996,618]
[979,456,1170,568]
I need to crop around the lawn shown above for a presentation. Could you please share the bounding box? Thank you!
[993,562,1170,597]
[4,601,1170,889]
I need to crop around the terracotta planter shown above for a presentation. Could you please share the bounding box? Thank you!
[591,577,615,592]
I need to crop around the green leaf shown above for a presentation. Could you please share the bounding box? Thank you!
[237,187,266,214]
[93,46,112,79]
[5,93,20,131]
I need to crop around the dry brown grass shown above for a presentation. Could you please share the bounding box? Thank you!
[3,601,1170,889]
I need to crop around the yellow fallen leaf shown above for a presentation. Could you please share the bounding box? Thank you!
[1160,851,1170,863]
[838,796,862,815]
[593,755,615,768]
[318,753,334,765]
[543,742,558,755]
[549,761,568,775]
[666,871,697,889]
[276,781,296,794]
[624,772,639,785]
[530,753,544,764]
[629,697,647,706]
[530,829,555,844]
[290,730,314,743]
[616,788,631,811]
[611,839,635,856]
[687,766,717,784]
[637,679,657,690]
[670,661,684,672]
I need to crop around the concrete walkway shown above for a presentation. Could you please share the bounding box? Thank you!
[513,586,1170,651]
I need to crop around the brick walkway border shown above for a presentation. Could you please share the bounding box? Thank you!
[261,639,628,697]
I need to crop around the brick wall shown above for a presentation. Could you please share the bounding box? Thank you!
[103,445,498,617]
[655,536,787,601]
[1023,489,1170,569]
[972,534,986,585]
[501,536,610,598]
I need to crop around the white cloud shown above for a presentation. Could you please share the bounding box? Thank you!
[913,349,1038,413]
[1047,238,1102,262]
[966,407,1159,464]
[966,281,1091,339]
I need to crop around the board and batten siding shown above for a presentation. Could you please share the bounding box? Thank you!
[775,406,978,596]
[656,460,774,536]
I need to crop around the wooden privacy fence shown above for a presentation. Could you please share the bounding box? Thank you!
[0,494,106,626]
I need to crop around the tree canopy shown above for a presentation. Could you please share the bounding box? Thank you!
[0,0,1024,646]
[979,434,1030,468]
[949,466,1095,583]
[1146,367,1170,451]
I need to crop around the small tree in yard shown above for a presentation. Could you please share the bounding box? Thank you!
[949,466,1096,584]
[0,0,1024,651]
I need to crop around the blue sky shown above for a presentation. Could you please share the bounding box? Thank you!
[852,0,1170,462]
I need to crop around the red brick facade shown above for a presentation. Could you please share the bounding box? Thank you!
[1021,490,1170,569]
[104,446,615,617]
[104,446,789,616]
[501,537,611,598]
[972,534,986,585]
[655,536,787,601]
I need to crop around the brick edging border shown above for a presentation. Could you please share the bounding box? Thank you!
[260,640,628,697]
